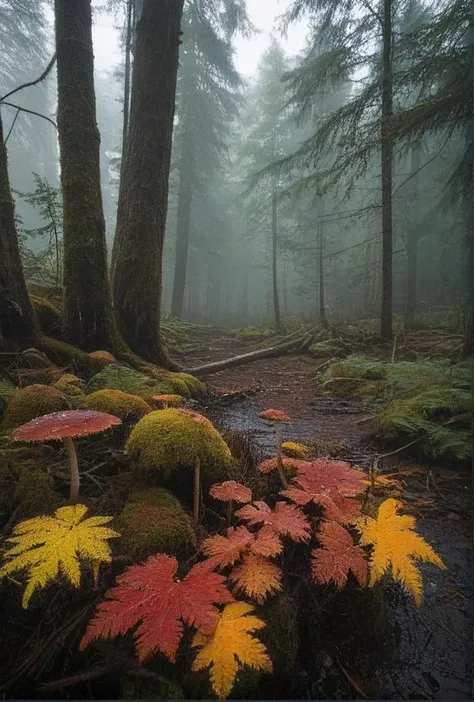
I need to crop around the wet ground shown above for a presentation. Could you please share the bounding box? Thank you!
[182,331,473,700]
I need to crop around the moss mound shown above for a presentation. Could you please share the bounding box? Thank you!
[30,295,62,336]
[13,470,64,519]
[126,408,232,483]
[117,503,196,562]
[2,384,71,430]
[129,486,183,511]
[53,374,85,397]
[281,441,310,459]
[308,339,349,358]
[81,389,151,420]
[86,365,204,401]
[0,380,15,418]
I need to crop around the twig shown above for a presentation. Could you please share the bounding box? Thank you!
[334,649,369,699]
[1,102,56,129]
[4,108,20,145]
[0,54,57,103]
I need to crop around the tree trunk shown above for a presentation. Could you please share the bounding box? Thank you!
[0,109,38,342]
[272,188,282,332]
[121,0,133,157]
[405,145,421,330]
[464,7,474,356]
[171,123,193,318]
[55,0,117,351]
[380,0,393,342]
[111,0,184,364]
[318,220,326,321]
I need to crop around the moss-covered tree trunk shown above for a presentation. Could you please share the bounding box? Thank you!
[0,109,38,343]
[55,0,117,351]
[112,0,184,364]
[380,0,393,342]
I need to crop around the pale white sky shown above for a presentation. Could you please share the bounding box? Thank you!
[91,0,309,79]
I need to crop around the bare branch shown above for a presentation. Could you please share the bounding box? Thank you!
[1,102,57,129]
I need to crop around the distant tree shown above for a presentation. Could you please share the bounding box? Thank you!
[112,0,185,364]
[55,0,119,351]
[0,109,38,342]
[170,1,244,318]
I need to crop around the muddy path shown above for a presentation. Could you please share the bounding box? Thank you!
[181,331,473,700]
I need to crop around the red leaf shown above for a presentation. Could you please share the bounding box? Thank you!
[209,481,252,504]
[202,526,254,569]
[311,521,368,589]
[257,458,309,474]
[281,459,365,524]
[80,554,232,663]
[235,501,311,543]
[251,526,283,557]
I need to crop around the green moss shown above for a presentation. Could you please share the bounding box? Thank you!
[86,365,204,401]
[13,470,64,519]
[35,336,97,376]
[81,389,151,419]
[30,295,62,336]
[0,380,15,418]
[308,339,349,358]
[117,503,196,562]
[121,676,184,700]
[129,486,183,511]
[126,409,232,483]
[235,325,275,342]
[53,373,85,397]
[2,384,71,430]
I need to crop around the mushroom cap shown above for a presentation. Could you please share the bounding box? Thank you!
[258,408,291,423]
[89,350,116,363]
[209,480,252,504]
[10,409,122,443]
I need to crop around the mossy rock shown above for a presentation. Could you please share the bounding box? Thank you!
[13,470,64,519]
[30,295,62,336]
[86,365,204,401]
[129,486,183,511]
[281,441,310,459]
[53,374,85,397]
[121,676,184,700]
[0,380,15,418]
[116,502,196,562]
[81,389,151,420]
[2,384,71,430]
[126,409,232,484]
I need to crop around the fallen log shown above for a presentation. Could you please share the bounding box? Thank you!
[184,331,315,376]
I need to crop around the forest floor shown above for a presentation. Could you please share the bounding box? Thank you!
[179,329,473,701]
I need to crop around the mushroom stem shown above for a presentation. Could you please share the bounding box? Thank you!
[193,456,201,523]
[275,424,289,489]
[64,436,80,504]
[227,499,233,526]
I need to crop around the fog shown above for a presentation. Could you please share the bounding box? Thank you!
[3,0,468,329]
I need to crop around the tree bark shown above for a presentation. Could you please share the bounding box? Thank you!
[380,0,393,342]
[271,188,282,332]
[111,0,184,364]
[405,145,421,330]
[0,109,38,342]
[171,121,194,318]
[55,0,117,351]
[122,0,133,157]
[464,7,474,356]
[318,220,326,321]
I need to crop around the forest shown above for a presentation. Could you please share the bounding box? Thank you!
[0,0,472,699]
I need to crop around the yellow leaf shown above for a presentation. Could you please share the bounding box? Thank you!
[0,504,119,608]
[192,601,272,699]
[229,554,282,604]
[356,498,446,605]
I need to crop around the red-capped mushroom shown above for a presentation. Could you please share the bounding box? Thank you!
[258,409,291,489]
[10,410,121,505]
[210,480,252,526]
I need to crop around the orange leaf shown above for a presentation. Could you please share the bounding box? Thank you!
[202,526,254,569]
[251,526,283,557]
[229,553,282,604]
[235,501,311,543]
[311,521,368,588]
[209,481,252,504]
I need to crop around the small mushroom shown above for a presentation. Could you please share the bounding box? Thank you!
[258,409,291,489]
[10,410,122,505]
[152,394,185,409]
[210,480,252,526]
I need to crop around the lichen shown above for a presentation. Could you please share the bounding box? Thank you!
[116,503,196,562]
[128,486,183,511]
[53,374,85,397]
[86,365,204,402]
[2,384,71,430]
[126,409,232,483]
[81,389,151,420]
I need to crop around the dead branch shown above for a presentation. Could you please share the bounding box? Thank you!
[0,54,57,103]
[184,331,315,376]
